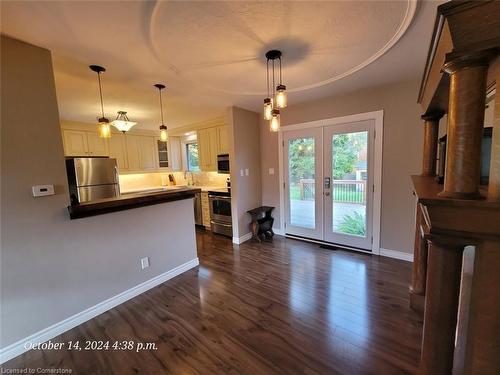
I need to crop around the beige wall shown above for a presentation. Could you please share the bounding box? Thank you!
[260,79,424,254]
[1,36,198,349]
[228,107,262,239]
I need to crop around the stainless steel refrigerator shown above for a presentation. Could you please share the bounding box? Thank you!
[66,157,120,205]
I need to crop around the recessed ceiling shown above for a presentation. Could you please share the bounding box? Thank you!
[1,0,436,130]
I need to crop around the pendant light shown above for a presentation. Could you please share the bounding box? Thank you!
[264,50,287,132]
[270,109,280,132]
[89,65,111,138]
[154,84,168,142]
[263,60,273,120]
[275,56,287,108]
[112,111,137,133]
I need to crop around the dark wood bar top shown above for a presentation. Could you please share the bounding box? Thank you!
[68,187,201,219]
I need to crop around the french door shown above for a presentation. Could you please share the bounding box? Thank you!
[284,119,375,251]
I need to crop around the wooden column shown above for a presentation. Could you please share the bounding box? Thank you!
[421,113,442,176]
[420,237,464,375]
[409,204,428,312]
[439,55,490,199]
[463,240,500,374]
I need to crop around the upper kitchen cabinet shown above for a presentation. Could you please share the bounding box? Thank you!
[168,136,182,171]
[63,129,108,156]
[108,133,128,170]
[126,135,157,171]
[217,126,229,154]
[198,126,227,171]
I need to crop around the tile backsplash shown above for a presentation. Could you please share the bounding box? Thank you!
[119,171,228,192]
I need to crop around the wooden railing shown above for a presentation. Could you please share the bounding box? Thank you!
[298,179,366,204]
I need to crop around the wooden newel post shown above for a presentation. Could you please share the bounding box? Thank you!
[439,54,491,199]
[421,113,443,176]
[409,204,428,312]
[420,237,465,375]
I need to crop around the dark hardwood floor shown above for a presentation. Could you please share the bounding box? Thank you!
[4,231,423,374]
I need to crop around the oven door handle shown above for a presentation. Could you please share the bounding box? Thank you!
[210,220,232,227]
[208,195,231,201]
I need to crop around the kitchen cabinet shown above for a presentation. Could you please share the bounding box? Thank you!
[63,129,108,156]
[126,135,156,171]
[217,126,229,154]
[108,134,128,170]
[197,126,222,171]
[169,136,182,171]
[61,124,179,173]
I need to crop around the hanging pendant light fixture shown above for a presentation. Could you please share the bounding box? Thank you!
[275,55,287,109]
[112,111,137,133]
[263,59,273,120]
[154,84,168,142]
[89,65,111,138]
[264,50,287,132]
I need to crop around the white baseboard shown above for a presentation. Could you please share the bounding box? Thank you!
[273,228,285,236]
[379,248,413,262]
[0,258,199,364]
[232,232,252,244]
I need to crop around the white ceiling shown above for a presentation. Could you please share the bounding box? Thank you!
[1,0,439,130]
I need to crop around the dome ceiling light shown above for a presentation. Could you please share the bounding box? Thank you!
[263,50,287,132]
[111,111,137,133]
[154,83,168,142]
[89,65,111,138]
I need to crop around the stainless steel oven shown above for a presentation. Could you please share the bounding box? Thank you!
[209,192,232,237]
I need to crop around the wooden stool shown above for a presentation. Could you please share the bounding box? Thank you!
[247,206,275,242]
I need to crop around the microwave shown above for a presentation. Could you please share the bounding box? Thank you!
[217,154,230,174]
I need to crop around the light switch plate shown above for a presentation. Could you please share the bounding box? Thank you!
[240,169,244,176]
[245,168,249,176]
[269,168,275,175]
[32,185,55,197]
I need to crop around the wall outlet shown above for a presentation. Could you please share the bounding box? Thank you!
[32,184,55,197]
[140,257,150,269]
[269,168,275,175]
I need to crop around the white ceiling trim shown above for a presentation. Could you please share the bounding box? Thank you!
[147,0,417,96]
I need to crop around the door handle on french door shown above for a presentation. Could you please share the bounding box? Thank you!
[324,191,330,196]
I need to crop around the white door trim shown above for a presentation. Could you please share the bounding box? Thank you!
[277,110,384,254]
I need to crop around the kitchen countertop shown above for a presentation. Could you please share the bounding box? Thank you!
[67,187,201,219]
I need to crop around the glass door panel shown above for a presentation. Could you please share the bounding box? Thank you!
[324,121,374,250]
[283,128,323,240]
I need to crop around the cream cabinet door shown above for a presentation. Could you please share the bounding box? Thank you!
[86,132,109,156]
[108,134,128,170]
[197,129,210,171]
[207,127,218,171]
[125,135,157,171]
[139,136,157,170]
[169,136,182,171]
[217,126,229,154]
[125,135,141,170]
[63,130,88,156]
